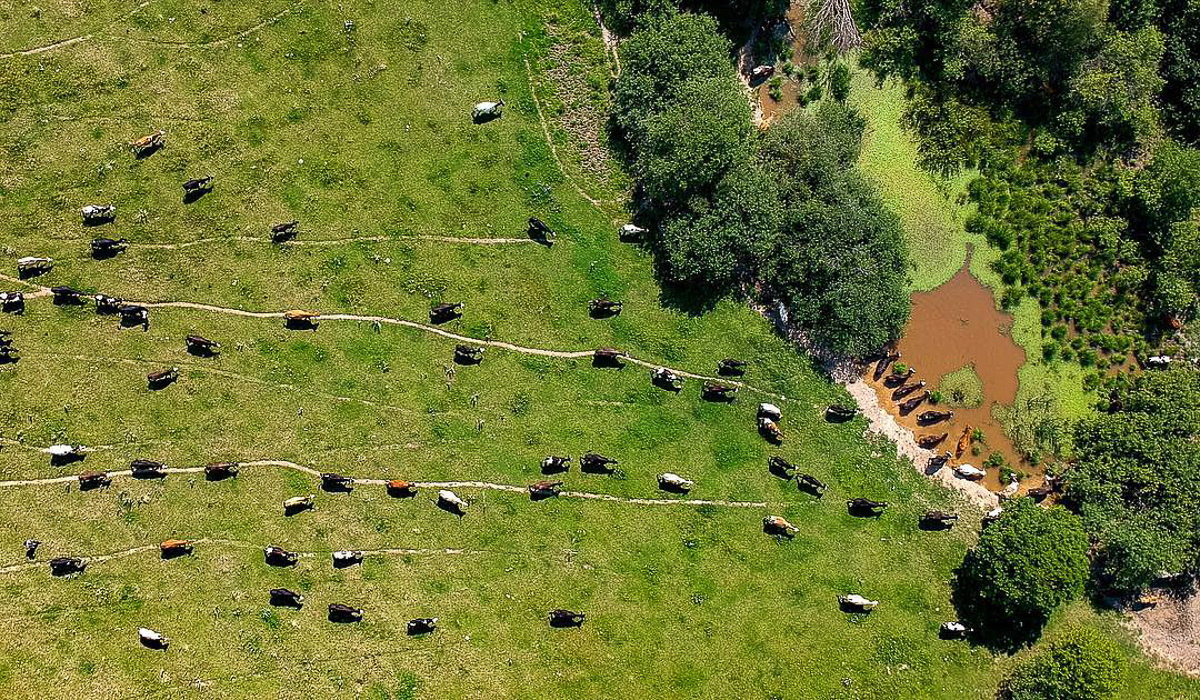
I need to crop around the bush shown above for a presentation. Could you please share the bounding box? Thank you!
[1005,627,1126,700]
[829,61,851,101]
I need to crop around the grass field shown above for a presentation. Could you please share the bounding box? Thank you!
[0,2,1196,698]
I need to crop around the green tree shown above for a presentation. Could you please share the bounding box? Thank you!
[829,61,852,102]
[1158,0,1200,144]
[1057,26,1164,150]
[952,498,1089,648]
[1006,627,1127,700]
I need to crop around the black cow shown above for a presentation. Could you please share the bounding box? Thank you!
[0,346,16,364]
[130,459,166,479]
[51,287,85,305]
[920,511,960,530]
[717,358,747,376]
[541,455,571,474]
[593,347,626,368]
[264,546,299,567]
[650,367,683,392]
[94,294,123,314]
[872,352,900,381]
[182,175,214,201]
[797,473,827,496]
[430,302,463,323]
[185,335,220,357]
[91,237,128,258]
[119,304,149,329]
[407,617,438,635]
[883,367,915,388]
[847,498,888,517]
[825,405,857,422]
[892,380,926,400]
[917,410,954,425]
[328,603,363,622]
[580,452,617,474]
[0,292,24,314]
[204,462,239,480]
[77,471,111,490]
[269,588,304,608]
[528,217,556,243]
[270,221,299,243]
[768,456,796,480]
[549,609,585,628]
[702,382,737,402]
[50,557,86,576]
[454,344,484,365]
[147,367,178,389]
[917,432,948,449]
[320,472,354,492]
[588,299,622,318]
[24,539,41,559]
[899,391,930,414]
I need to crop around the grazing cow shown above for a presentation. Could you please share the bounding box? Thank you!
[954,464,986,481]
[955,426,973,458]
[917,432,947,449]
[185,335,220,356]
[939,622,971,639]
[270,221,299,242]
[50,444,85,459]
[763,515,799,537]
[1026,484,1053,502]
[407,617,438,635]
[24,539,41,559]
[51,287,85,305]
[920,511,959,530]
[750,64,775,84]
[658,472,694,492]
[328,603,363,622]
[768,455,796,479]
[702,382,737,401]
[872,352,900,381]
[264,546,299,566]
[50,557,86,576]
[159,539,193,557]
[94,294,123,314]
[130,129,165,155]
[618,223,647,240]
[718,358,748,376]
[883,366,915,388]
[204,462,239,480]
[333,550,364,567]
[758,417,783,443]
[1146,354,1172,368]
[454,344,484,364]
[593,347,626,367]
[797,473,827,496]
[438,489,468,513]
[825,405,857,422]
[387,479,417,497]
[321,472,354,492]
[529,480,563,499]
[119,304,149,329]
[430,302,463,323]
[918,410,953,424]
[838,594,879,612]
[892,380,926,400]
[182,175,214,197]
[270,588,304,607]
[898,391,929,414]
[284,309,319,329]
[283,495,315,513]
[580,452,617,474]
[589,299,622,318]
[549,609,585,628]
[81,205,116,225]
[758,403,782,421]
[77,471,110,490]
[0,346,17,363]
[847,497,888,516]
[542,455,571,474]
[528,217,556,241]
[130,459,167,478]
[471,99,504,122]
[982,507,1003,526]
[138,627,169,649]
[18,256,54,278]
[650,367,683,391]
[0,291,23,313]
[90,237,127,258]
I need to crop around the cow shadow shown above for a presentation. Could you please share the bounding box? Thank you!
[78,478,109,492]
[50,453,85,468]
[541,462,569,475]
[332,556,362,570]
[186,346,218,358]
[148,376,177,391]
[82,217,114,228]
[588,306,621,320]
[650,376,682,392]
[529,489,558,502]
[386,484,417,498]
[0,354,17,365]
[182,188,211,205]
[269,592,304,609]
[119,317,149,331]
[52,295,85,307]
[135,143,163,160]
[761,522,795,538]
[472,112,501,125]
[580,461,615,475]
[549,616,584,629]
[139,636,168,650]
[17,269,46,281]
[160,547,190,560]
[435,499,466,517]
[131,470,166,480]
[847,503,886,518]
[284,318,318,331]
[265,553,298,567]
[49,562,86,577]
[452,352,483,366]
[90,247,121,260]
[283,503,314,517]
[838,600,875,614]
[824,408,856,423]
[768,462,794,480]
[591,355,625,369]
[527,228,554,247]
[919,519,955,532]
[657,481,691,495]
[797,480,826,498]
[205,469,236,482]
[320,482,353,494]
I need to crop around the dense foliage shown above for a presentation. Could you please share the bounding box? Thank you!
[614,12,910,355]
[1005,627,1127,700]
[952,498,1089,648]
[1067,368,1200,590]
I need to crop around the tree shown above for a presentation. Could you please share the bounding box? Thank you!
[1005,627,1127,700]
[1158,0,1200,144]
[952,498,1089,649]
[829,61,852,102]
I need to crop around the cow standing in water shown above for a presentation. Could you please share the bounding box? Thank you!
[918,410,954,425]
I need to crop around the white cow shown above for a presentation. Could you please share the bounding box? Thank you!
[439,489,468,511]
[333,550,363,564]
[757,403,782,421]
[955,464,986,480]
[283,494,314,510]
[839,594,879,611]
[138,627,168,648]
[619,223,647,238]
[17,256,53,275]
[48,444,83,457]
[657,472,694,491]
[471,100,504,121]
[1000,477,1020,498]
[81,204,115,222]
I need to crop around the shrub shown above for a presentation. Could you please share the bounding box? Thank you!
[1005,627,1126,700]
[829,61,851,101]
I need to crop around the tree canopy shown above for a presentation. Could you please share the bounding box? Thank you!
[1005,626,1127,700]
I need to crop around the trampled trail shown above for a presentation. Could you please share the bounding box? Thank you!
[130,235,538,250]
[0,1,150,60]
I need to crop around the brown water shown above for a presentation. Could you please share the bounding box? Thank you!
[756,1,807,125]
[864,260,1035,492]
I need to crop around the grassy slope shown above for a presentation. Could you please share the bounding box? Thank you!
[0,3,1191,698]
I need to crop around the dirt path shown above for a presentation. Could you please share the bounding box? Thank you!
[114,5,294,49]
[130,235,538,250]
[591,2,621,77]
[0,1,150,60]
[1124,591,1200,677]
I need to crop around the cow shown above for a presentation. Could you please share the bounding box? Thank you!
[50,557,86,576]
[650,367,683,391]
[407,617,438,635]
[1000,477,1020,498]
[593,347,626,368]
[702,382,737,402]
[0,346,16,364]
[130,459,167,479]
[718,358,748,376]
[387,479,417,497]
[205,462,239,480]
[549,609,585,628]
[77,471,110,490]
[939,622,971,639]
[1026,483,1053,502]
[927,451,952,471]
[328,603,363,622]
[750,64,775,84]
[758,417,783,444]
[920,511,959,530]
[332,550,364,567]
[768,456,796,479]
[892,380,926,400]
[283,495,315,514]
[182,175,214,199]
[918,410,953,425]
[95,294,123,314]
[264,546,299,566]
[758,403,782,421]
[872,352,900,381]
[90,237,128,260]
[618,223,647,241]
[898,391,929,414]
[454,344,484,364]
[138,627,169,649]
[0,291,24,313]
[50,444,87,467]
[438,489,468,514]
[955,426,973,458]
[825,405,857,422]
[24,539,41,559]
[763,515,798,537]
[270,221,299,243]
[528,217,556,242]
[471,99,504,123]
[884,366,915,388]
[185,335,220,357]
[797,473,827,496]
[589,299,622,318]
[847,497,888,516]
[130,129,165,156]
[119,304,149,329]
[1146,355,1172,368]
[17,256,53,278]
[542,455,571,474]
[838,594,879,612]
[657,472,694,493]
[81,205,116,225]
[430,302,463,323]
[51,287,85,305]
[320,472,354,492]
[159,539,193,558]
[917,432,947,449]
[580,452,617,474]
[269,588,304,607]
[529,480,563,500]
[982,507,1003,527]
[284,309,319,329]
[954,464,986,481]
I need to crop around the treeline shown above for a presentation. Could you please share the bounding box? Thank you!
[613,11,910,356]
